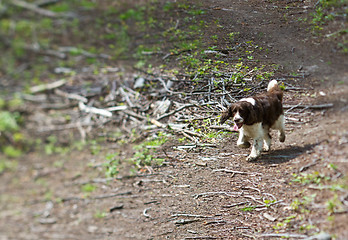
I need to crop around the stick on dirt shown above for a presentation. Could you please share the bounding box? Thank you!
[79,102,112,117]
[30,79,67,94]
[10,0,61,17]
[212,169,262,176]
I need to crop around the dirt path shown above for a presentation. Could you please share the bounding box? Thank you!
[1,1,347,240]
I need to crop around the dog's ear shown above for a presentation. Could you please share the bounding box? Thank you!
[242,103,257,125]
[220,105,233,124]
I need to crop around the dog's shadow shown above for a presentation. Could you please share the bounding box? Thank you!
[258,143,319,165]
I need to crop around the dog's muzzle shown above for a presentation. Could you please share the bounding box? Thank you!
[233,117,244,129]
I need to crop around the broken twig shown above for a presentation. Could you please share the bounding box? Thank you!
[10,0,62,17]
[79,102,112,117]
[193,191,241,199]
[212,169,262,176]
[143,207,151,218]
[171,213,213,218]
[284,103,334,110]
[30,79,67,94]
[54,89,88,103]
[174,219,200,225]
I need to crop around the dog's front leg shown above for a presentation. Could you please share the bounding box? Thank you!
[247,137,262,161]
[237,127,251,148]
[246,123,263,161]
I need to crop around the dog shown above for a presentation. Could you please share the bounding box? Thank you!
[220,80,285,161]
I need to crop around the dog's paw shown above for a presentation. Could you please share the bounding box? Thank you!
[237,142,251,148]
[262,145,270,152]
[279,133,286,142]
[246,154,259,162]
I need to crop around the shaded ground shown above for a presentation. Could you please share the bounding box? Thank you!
[1,0,348,240]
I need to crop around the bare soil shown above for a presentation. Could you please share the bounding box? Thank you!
[1,1,347,240]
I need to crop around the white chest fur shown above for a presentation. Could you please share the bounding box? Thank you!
[241,123,263,138]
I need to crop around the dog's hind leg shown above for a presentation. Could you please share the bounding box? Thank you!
[272,114,286,142]
[278,115,286,142]
[263,130,271,152]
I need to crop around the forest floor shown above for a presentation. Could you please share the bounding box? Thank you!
[0,0,347,239]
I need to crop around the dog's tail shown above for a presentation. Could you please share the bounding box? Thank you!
[267,80,283,101]
[267,80,279,92]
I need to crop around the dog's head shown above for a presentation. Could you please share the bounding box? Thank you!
[220,102,255,130]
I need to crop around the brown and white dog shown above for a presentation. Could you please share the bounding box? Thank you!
[220,80,285,161]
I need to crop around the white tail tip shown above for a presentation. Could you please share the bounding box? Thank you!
[267,80,278,92]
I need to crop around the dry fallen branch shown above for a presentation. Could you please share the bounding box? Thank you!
[35,0,61,7]
[114,173,163,180]
[263,212,277,222]
[124,110,146,120]
[30,79,67,94]
[242,186,261,194]
[184,236,218,240]
[171,213,213,218]
[92,191,132,200]
[54,89,88,103]
[157,103,196,120]
[174,219,200,225]
[106,106,128,112]
[70,177,113,186]
[157,77,183,94]
[36,122,94,132]
[210,125,235,132]
[284,103,334,110]
[157,102,218,121]
[222,201,249,208]
[24,44,67,59]
[212,169,262,176]
[79,102,112,117]
[22,93,47,102]
[109,204,124,213]
[257,233,308,238]
[119,87,135,107]
[61,191,132,202]
[143,207,151,218]
[299,159,319,172]
[174,143,217,150]
[243,195,265,205]
[58,46,110,59]
[193,191,242,199]
[10,0,63,17]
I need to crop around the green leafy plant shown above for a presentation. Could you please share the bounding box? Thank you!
[228,32,240,41]
[130,133,167,168]
[290,194,316,213]
[273,215,297,230]
[292,172,330,185]
[263,199,276,207]
[240,206,256,212]
[44,136,69,155]
[0,158,18,174]
[0,106,25,158]
[104,152,120,178]
[0,111,19,132]
[309,0,347,51]
[81,183,97,193]
[3,146,22,158]
[94,210,107,219]
[326,194,344,214]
